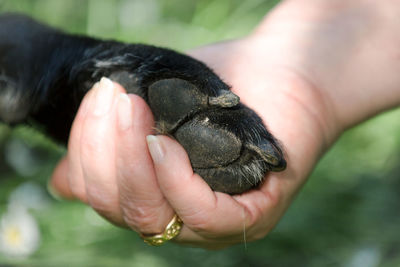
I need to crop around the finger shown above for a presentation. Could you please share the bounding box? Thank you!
[49,156,75,200]
[64,87,97,203]
[80,77,125,225]
[115,93,174,234]
[147,135,254,242]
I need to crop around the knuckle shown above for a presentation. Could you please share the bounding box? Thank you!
[86,187,117,215]
[180,200,219,234]
[188,222,212,234]
[184,210,215,233]
[68,179,87,203]
[70,186,87,203]
[121,205,163,234]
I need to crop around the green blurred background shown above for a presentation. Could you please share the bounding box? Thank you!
[0,0,400,266]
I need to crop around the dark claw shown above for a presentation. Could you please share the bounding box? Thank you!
[246,141,287,171]
[208,90,240,108]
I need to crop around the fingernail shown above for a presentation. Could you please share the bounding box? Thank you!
[117,93,133,131]
[47,180,64,201]
[93,77,115,116]
[147,135,164,163]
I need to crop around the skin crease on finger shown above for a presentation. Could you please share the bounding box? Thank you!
[50,0,400,249]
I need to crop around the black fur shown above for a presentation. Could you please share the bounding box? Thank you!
[0,14,286,194]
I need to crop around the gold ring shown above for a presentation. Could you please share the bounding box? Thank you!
[140,215,183,246]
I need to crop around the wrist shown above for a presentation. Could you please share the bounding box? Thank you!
[253,0,400,132]
[319,1,400,129]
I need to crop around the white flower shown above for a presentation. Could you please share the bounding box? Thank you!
[0,207,40,258]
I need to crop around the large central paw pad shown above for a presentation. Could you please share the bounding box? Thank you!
[148,78,286,194]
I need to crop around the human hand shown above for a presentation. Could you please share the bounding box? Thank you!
[50,0,400,249]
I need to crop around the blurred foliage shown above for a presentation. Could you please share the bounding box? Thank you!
[0,0,400,266]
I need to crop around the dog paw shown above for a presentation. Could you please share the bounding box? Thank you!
[147,78,286,194]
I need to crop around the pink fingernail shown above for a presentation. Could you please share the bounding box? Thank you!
[93,77,115,116]
[117,93,133,131]
[147,135,164,163]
